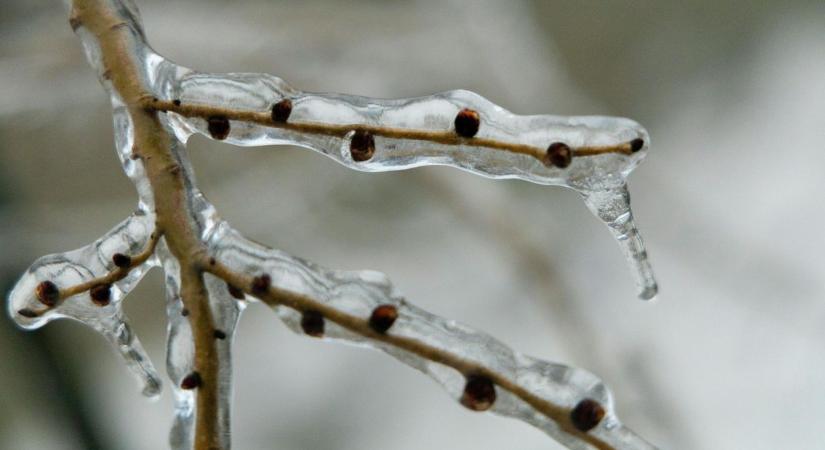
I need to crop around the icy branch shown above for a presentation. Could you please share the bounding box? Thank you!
[202,221,656,450]
[149,68,658,299]
[5,0,661,449]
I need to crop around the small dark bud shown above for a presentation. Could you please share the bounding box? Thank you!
[208,257,216,266]
[454,108,480,138]
[35,281,60,307]
[112,253,132,268]
[207,116,230,140]
[350,130,375,162]
[227,283,245,300]
[181,308,190,317]
[271,98,293,123]
[180,371,202,390]
[251,274,271,295]
[213,329,227,340]
[544,142,572,169]
[570,398,605,432]
[630,138,644,153]
[300,310,325,337]
[90,284,112,307]
[368,304,398,334]
[17,308,39,318]
[460,374,496,411]
[172,99,181,106]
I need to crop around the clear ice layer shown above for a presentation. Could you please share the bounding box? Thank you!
[156,60,657,300]
[5,0,660,448]
[7,210,162,397]
[207,221,657,449]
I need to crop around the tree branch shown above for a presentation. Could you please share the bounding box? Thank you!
[6,1,660,449]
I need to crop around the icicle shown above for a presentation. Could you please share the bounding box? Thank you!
[582,186,658,300]
[7,211,162,397]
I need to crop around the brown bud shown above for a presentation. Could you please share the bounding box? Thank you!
[300,310,325,337]
[207,116,230,140]
[271,98,293,123]
[90,284,112,307]
[630,138,644,153]
[208,257,216,266]
[213,329,227,340]
[17,308,39,318]
[251,274,271,296]
[112,253,132,268]
[350,130,375,162]
[454,108,480,138]
[544,142,572,168]
[172,99,181,106]
[570,398,605,432]
[368,304,398,334]
[227,283,245,300]
[180,371,202,390]
[35,281,60,307]
[181,308,190,317]
[460,374,496,411]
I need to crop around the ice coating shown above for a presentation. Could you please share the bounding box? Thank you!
[162,245,244,450]
[3,0,659,448]
[7,210,162,397]
[206,221,657,449]
[153,63,657,299]
[583,188,658,300]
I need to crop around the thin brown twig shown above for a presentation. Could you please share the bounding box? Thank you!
[203,257,615,450]
[145,98,635,162]
[27,228,163,317]
[60,229,162,298]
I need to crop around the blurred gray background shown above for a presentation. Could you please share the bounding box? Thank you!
[1,1,824,449]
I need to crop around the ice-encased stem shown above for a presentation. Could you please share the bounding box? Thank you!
[154,66,658,300]
[203,221,658,450]
[4,0,661,448]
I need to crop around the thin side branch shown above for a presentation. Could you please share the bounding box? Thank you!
[204,257,615,450]
[146,98,638,163]
[22,228,162,317]
[60,228,162,298]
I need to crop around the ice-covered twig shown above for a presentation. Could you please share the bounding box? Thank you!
[200,222,655,450]
[8,211,163,397]
[150,67,657,299]
[5,0,661,448]
[17,227,162,317]
[147,97,642,164]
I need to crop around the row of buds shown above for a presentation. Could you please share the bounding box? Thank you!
[17,252,136,318]
[225,273,605,433]
[195,98,642,170]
